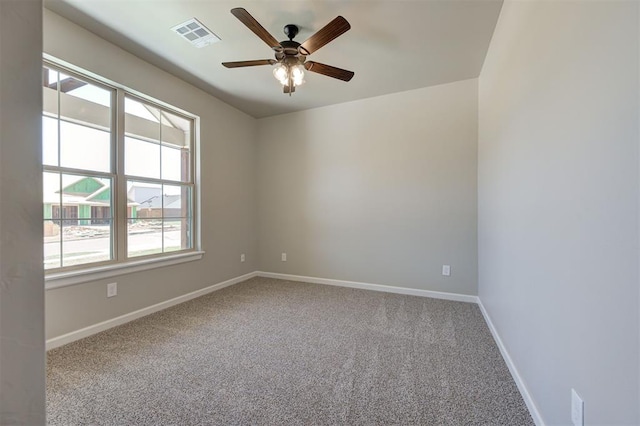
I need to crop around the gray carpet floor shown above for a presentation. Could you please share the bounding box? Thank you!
[47,277,533,425]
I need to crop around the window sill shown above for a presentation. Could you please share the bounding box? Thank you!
[45,251,205,290]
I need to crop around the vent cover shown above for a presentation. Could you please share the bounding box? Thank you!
[171,18,220,48]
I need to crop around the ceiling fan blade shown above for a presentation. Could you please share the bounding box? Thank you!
[222,59,276,68]
[299,16,350,56]
[304,61,354,82]
[230,8,281,50]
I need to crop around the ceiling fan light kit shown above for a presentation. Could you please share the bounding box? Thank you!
[222,8,354,96]
[273,61,305,86]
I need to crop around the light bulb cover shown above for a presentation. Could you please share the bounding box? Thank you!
[291,65,305,86]
[273,64,288,85]
[273,62,305,87]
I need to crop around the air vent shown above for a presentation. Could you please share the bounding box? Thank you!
[171,18,220,48]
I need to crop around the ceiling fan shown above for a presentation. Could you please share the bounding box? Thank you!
[222,8,354,95]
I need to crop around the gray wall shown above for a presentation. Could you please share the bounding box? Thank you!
[44,10,258,339]
[0,0,46,423]
[257,79,478,295]
[478,1,639,424]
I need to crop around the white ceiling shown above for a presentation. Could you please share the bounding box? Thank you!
[44,0,503,119]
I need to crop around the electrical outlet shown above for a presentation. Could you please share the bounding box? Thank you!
[442,265,451,276]
[281,253,287,262]
[240,253,245,262]
[107,282,117,298]
[571,388,584,426]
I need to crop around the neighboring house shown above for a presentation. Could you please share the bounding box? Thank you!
[43,177,138,235]
[127,183,184,219]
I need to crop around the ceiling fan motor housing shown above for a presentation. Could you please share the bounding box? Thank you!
[278,40,304,59]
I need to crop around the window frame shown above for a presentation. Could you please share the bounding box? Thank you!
[43,58,202,287]
[120,93,196,260]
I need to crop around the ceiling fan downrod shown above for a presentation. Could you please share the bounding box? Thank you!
[283,24,299,41]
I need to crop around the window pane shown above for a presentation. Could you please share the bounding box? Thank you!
[161,110,190,182]
[127,182,191,256]
[44,220,61,270]
[127,181,162,218]
[58,72,111,127]
[163,184,191,218]
[59,174,112,220]
[44,172,114,268]
[125,137,160,179]
[128,219,163,258]
[161,110,191,141]
[43,67,59,117]
[125,98,160,138]
[43,66,113,172]
[60,121,111,172]
[43,67,60,167]
[60,73,111,109]
[55,72,111,173]
[164,219,191,252]
[161,144,188,182]
[125,96,161,179]
[43,116,59,166]
[61,219,112,267]
[125,97,160,123]
[43,171,61,209]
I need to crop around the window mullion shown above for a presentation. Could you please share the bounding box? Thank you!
[115,89,127,262]
[43,165,114,179]
[56,75,63,268]
[159,116,164,253]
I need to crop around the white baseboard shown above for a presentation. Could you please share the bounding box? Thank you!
[46,271,258,350]
[256,271,479,304]
[477,299,545,426]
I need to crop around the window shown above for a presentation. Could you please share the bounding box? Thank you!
[124,95,193,258]
[43,62,197,274]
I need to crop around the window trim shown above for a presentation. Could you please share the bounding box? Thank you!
[45,251,205,290]
[43,57,201,278]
